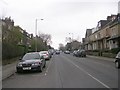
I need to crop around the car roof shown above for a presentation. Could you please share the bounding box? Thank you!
[40,51,48,52]
[39,51,49,54]
[26,52,39,54]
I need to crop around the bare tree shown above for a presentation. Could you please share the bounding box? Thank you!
[59,43,65,51]
[38,33,52,45]
[65,37,72,43]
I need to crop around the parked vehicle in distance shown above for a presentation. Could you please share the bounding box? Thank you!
[114,51,120,69]
[55,50,60,54]
[74,49,86,57]
[73,50,78,56]
[40,51,51,60]
[64,50,70,54]
[16,52,46,73]
[48,49,54,55]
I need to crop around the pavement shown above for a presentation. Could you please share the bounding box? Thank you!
[2,61,18,80]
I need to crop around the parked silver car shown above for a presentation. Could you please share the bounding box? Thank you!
[55,50,60,54]
[73,50,78,56]
[64,50,70,54]
[39,51,51,60]
[115,51,120,69]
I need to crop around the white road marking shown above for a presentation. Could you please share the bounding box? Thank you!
[61,55,112,89]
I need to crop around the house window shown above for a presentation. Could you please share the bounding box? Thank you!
[113,41,115,44]
[111,28,116,36]
[95,35,97,39]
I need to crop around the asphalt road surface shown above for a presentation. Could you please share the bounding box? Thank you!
[2,53,118,89]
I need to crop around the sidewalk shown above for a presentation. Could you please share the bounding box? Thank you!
[87,55,115,62]
[2,61,18,80]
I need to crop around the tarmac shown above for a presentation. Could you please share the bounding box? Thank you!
[2,55,115,80]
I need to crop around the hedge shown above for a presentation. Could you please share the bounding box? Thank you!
[2,42,25,60]
[110,48,120,54]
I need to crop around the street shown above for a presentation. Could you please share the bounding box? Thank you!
[2,53,118,89]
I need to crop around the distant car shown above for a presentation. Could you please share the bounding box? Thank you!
[55,50,60,54]
[115,51,120,69]
[64,50,70,54]
[76,49,86,57]
[40,51,51,60]
[48,49,54,55]
[16,52,46,73]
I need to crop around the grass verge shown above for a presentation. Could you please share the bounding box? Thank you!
[2,57,20,66]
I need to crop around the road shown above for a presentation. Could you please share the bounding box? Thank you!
[2,53,118,89]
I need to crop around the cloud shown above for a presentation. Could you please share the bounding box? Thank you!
[3,0,119,48]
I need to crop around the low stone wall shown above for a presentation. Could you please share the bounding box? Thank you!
[87,52,99,56]
[102,53,116,58]
[87,51,116,58]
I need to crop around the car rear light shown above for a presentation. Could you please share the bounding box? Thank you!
[46,54,48,56]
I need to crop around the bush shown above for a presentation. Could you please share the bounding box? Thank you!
[102,53,116,58]
[110,48,120,54]
[87,51,99,56]
[2,42,25,60]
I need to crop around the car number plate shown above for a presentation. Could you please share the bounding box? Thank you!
[23,67,31,70]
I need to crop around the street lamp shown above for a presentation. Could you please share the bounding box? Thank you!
[35,19,44,52]
[69,33,74,42]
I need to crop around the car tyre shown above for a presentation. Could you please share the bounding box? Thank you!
[39,66,43,72]
[43,63,46,68]
[84,55,86,57]
[16,69,22,73]
[115,61,120,69]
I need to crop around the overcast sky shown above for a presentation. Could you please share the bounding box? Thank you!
[0,0,119,49]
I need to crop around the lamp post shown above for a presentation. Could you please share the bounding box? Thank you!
[69,33,74,42]
[68,33,74,51]
[35,19,44,52]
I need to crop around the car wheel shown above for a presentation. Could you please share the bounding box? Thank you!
[39,66,43,72]
[43,64,46,68]
[43,62,46,68]
[115,61,120,69]
[16,70,22,73]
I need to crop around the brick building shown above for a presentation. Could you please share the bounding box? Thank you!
[83,13,120,51]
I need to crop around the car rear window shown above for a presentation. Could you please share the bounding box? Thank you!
[40,51,48,54]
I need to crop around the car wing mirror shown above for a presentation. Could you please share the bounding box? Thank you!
[19,57,22,61]
[19,58,22,60]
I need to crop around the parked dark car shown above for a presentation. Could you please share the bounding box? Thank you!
[114,51,120,69]
[16,52,46,73]
[75,49,86,57]
[64,50,70,54]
